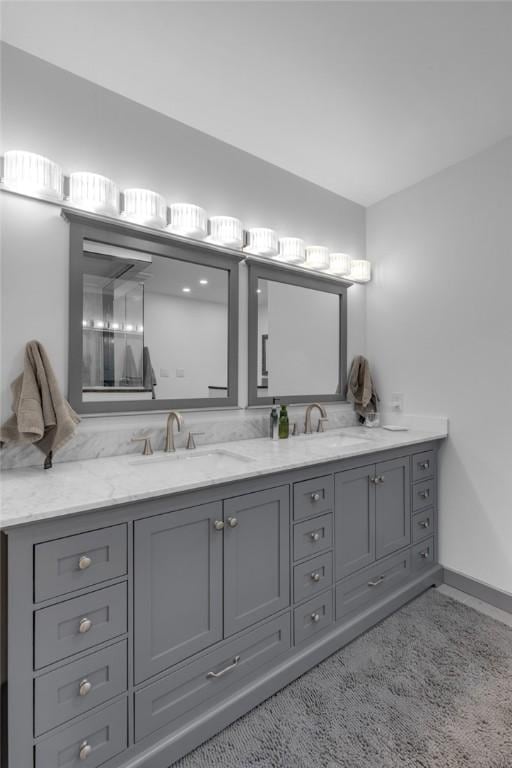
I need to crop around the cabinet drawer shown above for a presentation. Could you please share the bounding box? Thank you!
[35,583,127,669]
[293,475,333,521]
[411,537,435,573]
[293,589,333,645]
[412,450,435,483]
[336,550,410,623]
[412,510,435,544]
[34,641,128,736]
[34,525,127,603]
[293,552,333,604]
[412,479,435,512]
[35,698,127,768]
[135,613,291,742]
[293,513,332,561]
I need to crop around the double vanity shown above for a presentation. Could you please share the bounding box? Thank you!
[1,423,445,768]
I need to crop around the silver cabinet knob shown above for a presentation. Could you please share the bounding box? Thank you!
[79,617,92,634]
[419,488,430,499]
[419,519,431,529]
[311,572,321,582]
[78,555,92,571]
[311,612,321,623]
[420,460,430,469]
[311,492,321,502]
[378,475,385,484]
[213,520,225,531]
[79,741,92,761]
[419,548,430,559]
[79,679,92,697]
[310,532,320,542]
[227,517,238,528]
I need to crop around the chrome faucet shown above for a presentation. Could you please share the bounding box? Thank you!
[164,411,183,452]
[304,403,328,434]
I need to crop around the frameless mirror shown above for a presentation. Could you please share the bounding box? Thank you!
[248,262,348,405]
[67,212,240,413]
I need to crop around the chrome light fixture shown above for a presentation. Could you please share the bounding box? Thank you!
[349,259,372,283]
[2,150,63,199]
[244,227,278,257]
[329,252,352,277]
[69,172,119,215]
[122,188,167,228]
[207,216,244,248]
[167,203,207,238]
[305,245,329,271]
[276,237,305,264]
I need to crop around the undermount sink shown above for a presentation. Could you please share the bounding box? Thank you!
[297,430,373,448]
[129,448,254,470]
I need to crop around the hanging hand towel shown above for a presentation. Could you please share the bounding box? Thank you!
[0,340,80,468]
[346,355,379,421]
[143,346,157,400]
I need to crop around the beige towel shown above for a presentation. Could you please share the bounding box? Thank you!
[346,355,379,419]
[1,341,80,468]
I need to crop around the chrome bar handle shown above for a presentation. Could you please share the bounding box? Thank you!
[368,576,385,587]
[207,655,241,679]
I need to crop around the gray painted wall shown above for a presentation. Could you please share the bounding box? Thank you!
[0,43,367,422]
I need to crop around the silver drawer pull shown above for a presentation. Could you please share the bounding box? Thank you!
[78,555,92,571]
[311,612,321,623]
[207,655,241,679]
[227,516,238,528]
[311,492,321,502]
[419,549,430,559]
[368,576,385,587]
[79,679,92,697]
[79,740,92,761]
[419,460,430,470]
[419,489,430,499]
[310,532,320,542]
[311,572,321,582]
[79,617,92,634]
[213,520,225,531]
[419,519,431,529]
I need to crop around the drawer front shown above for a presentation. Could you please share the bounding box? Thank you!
[411,537,435,573]
[35,525,127,603]
[293,475,333,521]
[336,551,410,623]
[135,613,291,742]
[35,698,127,768]
[34,641,128,736]
[293,552,333,604]
[293,513,333,561]
[412,509,435,544]
[412,478,435,512]
[35,583,127,669]
[293,589,333,645]
[412,450,435,483]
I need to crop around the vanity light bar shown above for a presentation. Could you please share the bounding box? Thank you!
[0,149,372,282]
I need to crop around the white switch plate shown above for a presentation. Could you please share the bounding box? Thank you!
[160,368,169,378]
[391,392,404,411]
[176,369,185,378]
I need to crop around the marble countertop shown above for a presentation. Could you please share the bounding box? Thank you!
[0,426,447,529]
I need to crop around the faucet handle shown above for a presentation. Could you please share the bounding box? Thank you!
[186,431,205,450]
[290,421,298,436]
[317,418,329,433]
[132,435,154,456]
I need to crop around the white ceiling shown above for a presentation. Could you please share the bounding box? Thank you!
[2,1,512,206]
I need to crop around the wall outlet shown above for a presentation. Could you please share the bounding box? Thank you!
[160,368,169,378]
[176,369,185,378]
[391,392,404,411]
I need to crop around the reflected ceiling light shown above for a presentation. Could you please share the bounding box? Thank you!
[305,245,329,271]
[111,322,120,330]
[2,150,63,199]
[244,227,278,257]
[256,289,262,294]
[349,259,372,283]
[182,287,191,293]
[69,172,119,215]
[125,324,134,331]
[122,188,167,228]
[199,279,208,285]
[167,203,207,238]
[329,252,352,277]
[276,237,305,264]
[206,216,244,249]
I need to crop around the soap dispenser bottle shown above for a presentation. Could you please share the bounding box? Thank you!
[279,404,289,439]
[270,398,280,441]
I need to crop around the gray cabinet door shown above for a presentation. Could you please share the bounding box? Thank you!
[134,502,223,683]
[224,486,290,637]
[335,465,376,580]
[375,457,411,559]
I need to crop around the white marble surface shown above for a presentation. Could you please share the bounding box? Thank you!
[0,424,447,529]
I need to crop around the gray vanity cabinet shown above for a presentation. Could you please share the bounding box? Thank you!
[223,486,290,637]
[134,502,223,683]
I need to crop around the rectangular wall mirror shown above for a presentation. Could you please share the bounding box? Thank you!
[248,261,348,405]
[67,211,242,414]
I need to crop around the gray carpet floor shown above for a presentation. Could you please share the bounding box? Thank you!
[174,589,512,768]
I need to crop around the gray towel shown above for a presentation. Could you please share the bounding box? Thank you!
[120,344,140,386]
[143,347,157,399]
[0,340,80,468]
[346,355,379,421]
